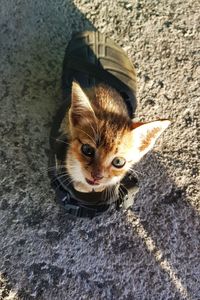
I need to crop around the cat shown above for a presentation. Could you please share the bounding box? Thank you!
[58,81,170,193]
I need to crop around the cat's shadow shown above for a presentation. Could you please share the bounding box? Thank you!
[1,0,199,299]
[126,153,199,299]
[54,153,199,299]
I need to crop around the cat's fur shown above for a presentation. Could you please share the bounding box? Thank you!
[60,81,170,193]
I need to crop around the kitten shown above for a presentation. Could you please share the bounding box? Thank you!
[59,81,170,193]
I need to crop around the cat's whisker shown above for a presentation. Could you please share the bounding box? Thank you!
[57,171,71,178]
[102,186,109,201]
[112,188,117,203]
[109,187,115,203]
[46,165,66,171]
[47,165,67,171]
[50,137,70,146]
[53,178,63,193]
[49,169,67,176]
[118,188,124,203]
[36,166,64,177]
[106,187,110,202]
[51,173,70,185]
[104,187,110,203]
[61,177,74,188]
[106,188,111,203]
[34,165,66,174]
[114,185,120,200]
[53,175,74,193]
[104,187,109,201]
[104,185,115,204]
[57,172,71,179]
[117,182,126,197]
[129,167,144,177]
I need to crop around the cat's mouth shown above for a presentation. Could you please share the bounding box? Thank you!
[86,178,100,186]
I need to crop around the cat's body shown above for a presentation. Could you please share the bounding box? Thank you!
[55,31,170,193]
[57,82,170,193]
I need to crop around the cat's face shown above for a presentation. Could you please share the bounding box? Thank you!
[65,82,170,192]
[66,123,135,190]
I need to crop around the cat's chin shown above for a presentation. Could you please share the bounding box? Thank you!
[85,178,101,186]
[73,178,121,193]
[73,181,106,193]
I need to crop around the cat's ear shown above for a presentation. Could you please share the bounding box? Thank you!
[131,120,171,162]
[69,81,95,126]
[69,81,96,125]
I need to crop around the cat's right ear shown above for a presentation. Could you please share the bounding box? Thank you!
[130,120,171,162]
[69,81,96,126]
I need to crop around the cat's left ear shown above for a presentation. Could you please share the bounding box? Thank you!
[131,120,171,162]
[69,81,96,126]
[71,81,94,113]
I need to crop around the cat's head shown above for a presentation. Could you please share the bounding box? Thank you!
[66,82,170,191]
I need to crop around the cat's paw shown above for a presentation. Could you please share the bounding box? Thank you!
[73,182,92,193]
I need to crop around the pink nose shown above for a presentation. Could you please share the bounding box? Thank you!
[91,171,103,180]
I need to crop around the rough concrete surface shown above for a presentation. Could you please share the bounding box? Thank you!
[0,0,199,299]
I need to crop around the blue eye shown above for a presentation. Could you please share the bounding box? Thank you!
[81,144,95,157]
[112,157,126,168]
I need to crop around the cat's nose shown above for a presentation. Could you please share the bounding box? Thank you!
[91,171,103,180]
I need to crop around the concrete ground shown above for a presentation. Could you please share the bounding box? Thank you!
[0,0,199,299]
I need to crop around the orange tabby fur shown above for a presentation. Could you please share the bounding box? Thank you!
[60,82,170,193]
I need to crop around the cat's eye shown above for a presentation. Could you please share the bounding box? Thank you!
[112,157,126,168]
[81,144,95,157]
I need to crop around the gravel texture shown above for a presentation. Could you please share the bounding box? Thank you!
[0,0,199,299]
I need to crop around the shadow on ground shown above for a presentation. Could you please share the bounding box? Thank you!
[0,0,199,299]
